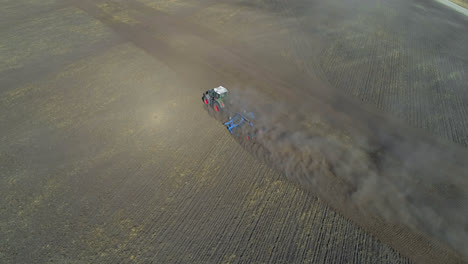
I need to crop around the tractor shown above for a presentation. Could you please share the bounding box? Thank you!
[202,86,229,112]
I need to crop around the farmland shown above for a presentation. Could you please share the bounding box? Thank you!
[1,0,467,264]
[450,0,468,9]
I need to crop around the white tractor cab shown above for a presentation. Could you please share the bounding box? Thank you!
[213,86,228,96]
[202,86,229,112]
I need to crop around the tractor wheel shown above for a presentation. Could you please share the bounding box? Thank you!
[203,96,209,106]
[214,102,221,112]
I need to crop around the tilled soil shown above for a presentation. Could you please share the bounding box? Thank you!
[1,0,467,263]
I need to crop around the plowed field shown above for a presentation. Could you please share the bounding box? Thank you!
[1,0,467,263]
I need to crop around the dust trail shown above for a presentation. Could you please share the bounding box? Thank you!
[218,88,468,259]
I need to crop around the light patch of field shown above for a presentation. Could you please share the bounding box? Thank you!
[2,43,175,133]
[192,3,244,25]
[189,2,266,36]
[450,0,468,9]
[16,177,60,218]
[222,254,237,264]
[0,0,57,23]
[85,209,144,258]
[97,2,140,25]
[0,7,115,74]
[448,70,463,80]
[1,0,56,6]
[137,0,197,14]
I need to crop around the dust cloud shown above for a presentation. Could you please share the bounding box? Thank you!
[220,87,468,259]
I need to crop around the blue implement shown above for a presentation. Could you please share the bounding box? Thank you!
[224,112,255,134]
